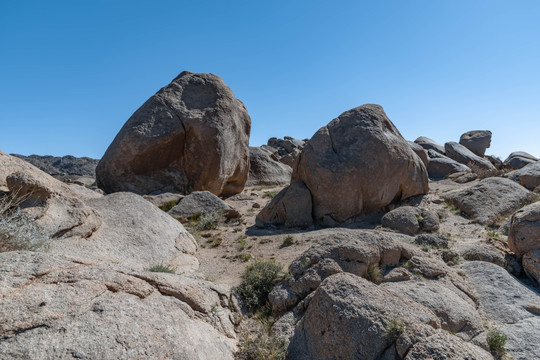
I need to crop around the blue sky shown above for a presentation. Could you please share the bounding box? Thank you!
[1,1,539,159]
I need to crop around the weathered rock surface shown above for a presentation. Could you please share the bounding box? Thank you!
[255,181,313,228]
[505,151,538,170]
[414,136,445,155]
[464,261,540,360]
[290,104,428,224]
[0,251,236,360]
[11,154,98,177]
[96,71,251,197]
[49,192,198,272]
[143,192,183,209]
[442,177,536,225]
[404,332,493,360]
[507,161,540,190]
[523,249,540,284]
[408,141,428,167]
[459,130,492,157]
[247,147,292,186]
[287,272,441,360]
[444,142,496,171]
[508,202,540,257]
[381,206,439,235]
[167,190,239,219]
[426,151,472,178]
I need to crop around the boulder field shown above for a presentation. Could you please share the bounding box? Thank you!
[2,80,540,360]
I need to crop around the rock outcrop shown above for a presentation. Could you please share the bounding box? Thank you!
[0,251,237,360]
[263,136,306,167]
[96,71,251,197]
[11,154,98,177]
[167,190,239,219]
[258,104,428,227]
[442,177,536,225]
[247,147,292,186]
[508,202,540,258]
[414,136,445,155]
[459,130,492,157]
[444,142,495,171]
[504,151,538,170]
[426,150,471,178]
[506,160,540,190]
[381,206,439,235]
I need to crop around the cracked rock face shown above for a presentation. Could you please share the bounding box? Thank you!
[96,71,251,197]
[0,251,236,360]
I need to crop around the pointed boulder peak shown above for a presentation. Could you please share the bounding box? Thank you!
[459,130,492,157]
[96,71,251,197]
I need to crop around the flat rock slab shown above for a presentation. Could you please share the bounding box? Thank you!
[0,251,236,360]
[463,261,540,360]
[442,177,535,225]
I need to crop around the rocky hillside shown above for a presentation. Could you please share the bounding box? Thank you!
[2,71,540,360]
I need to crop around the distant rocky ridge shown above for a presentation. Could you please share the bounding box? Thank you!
[11,154,98,177]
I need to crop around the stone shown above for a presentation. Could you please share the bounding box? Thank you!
[408,141,428,167]
[460,241,522,276]
[507,161,540,190]
[49,192,199,272]
[444,142,496,171]
[415,233,448,248]
[463,261,540,360]
[404,332,493,360]
[0,251,236,360]
[246,147,292,186]
[459,130,492,157]
[486,154,504,169]
[255,181,313,228]
[414,136,445,155]
[427,154,472,179]
[442,177,536,225]
[523,249,540,284]
[143,192,184,209]
[505,151,538,170]
[96,71,251,197]
[447,171,478,183]
[286,273,441,360]
[291,104,428,223]
[167,190,239,219]
[508,202,540,257]
[382,281,483,339]
[382,206,422,235]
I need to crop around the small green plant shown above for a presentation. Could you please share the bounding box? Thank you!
[158,200,178,212]
[0,191,50,253]
[281,235,295,247]
[237,253,252,262]
[206,236,222,247]
[421,244,434,252]
[486,229,507,243]
[236,332,287,360]
[252,185,276,191]
[365,263,381,283]
[237,234,248,251]
[197,212,219,231]
[385,318,407,342]
[147,264,176,273]
[486,328,507,358]
[235,260,282,313]
[445,201,461,215]
[300,256,312,269]
[262,190,279,199]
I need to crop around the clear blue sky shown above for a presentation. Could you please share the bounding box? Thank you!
[1,0,539,159]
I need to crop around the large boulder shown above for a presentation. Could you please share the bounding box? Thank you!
[408,141,428,167]
[0,251,236,360]
[381,206,439,235]
[508,202,540,258]
[255,181,313,228]
[442,177,536,225]
[167,190,239,219]
[459,130,492,157]
[286,272,441,360]
[289,104,428,224]
[414,136,445,155]
[507,161,540,190]
[246,147,292,186]
[444,142,496,171]
[426,150,471,178]
[96,71,251,197]
[505,151,538,170]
